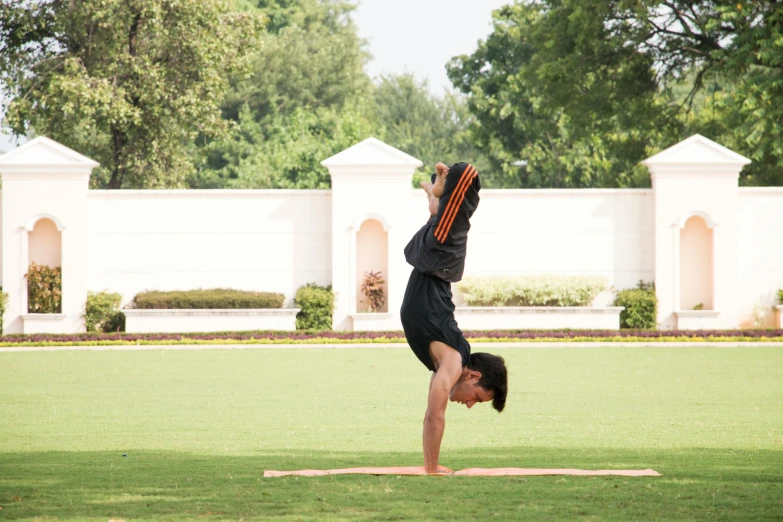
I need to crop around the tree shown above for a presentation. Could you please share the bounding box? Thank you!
[225,0,370,121]
[449,0,783,187]
[0,0,262,188]
[592,0,783,185]
[190,102,377,189]
[372,74,490,187]
[447,1,676,188]
[188,0,372,188]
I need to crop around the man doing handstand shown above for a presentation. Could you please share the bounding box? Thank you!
[401,161,508,475]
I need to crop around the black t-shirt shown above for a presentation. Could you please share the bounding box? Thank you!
[404,162,480,283]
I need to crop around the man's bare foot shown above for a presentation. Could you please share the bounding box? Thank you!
[432,162,448,198]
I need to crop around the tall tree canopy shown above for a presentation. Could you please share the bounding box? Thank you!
[373,74,489,186]
[448,1,783,187]
[188,0,374,189]
[0,0,262,188]
[227,0,370,120]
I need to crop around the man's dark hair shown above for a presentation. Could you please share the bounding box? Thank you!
[468,352,508,412]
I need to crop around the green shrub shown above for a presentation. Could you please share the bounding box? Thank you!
[456,275,608,307]
[132,289,284,309]
[0,288,7,335]
[614,281,658,329]
[85,291,125,332]
[778,289,783,304]
[295,283,334,330]
[26,262,62,313]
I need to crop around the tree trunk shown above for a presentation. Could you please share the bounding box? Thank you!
[108,126,125,189]
[107,13,142,189]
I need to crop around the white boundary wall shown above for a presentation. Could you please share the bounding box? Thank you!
[77,188,652,310]
[85,190,332,308]
[737,188,783,327]
[457,189,654,294]
[2,135,783,333]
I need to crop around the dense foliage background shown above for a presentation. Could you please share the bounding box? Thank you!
[2,0,782,189]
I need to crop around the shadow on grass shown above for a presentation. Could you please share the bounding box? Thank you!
[1,447,781,521]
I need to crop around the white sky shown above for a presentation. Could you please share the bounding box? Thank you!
[353,0,510,94]
[1,0,510,152]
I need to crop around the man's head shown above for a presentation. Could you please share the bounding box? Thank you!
[449,352,508,412]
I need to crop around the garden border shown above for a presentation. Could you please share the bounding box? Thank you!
[3,328,783,348]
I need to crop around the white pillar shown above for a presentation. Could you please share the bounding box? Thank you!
[322,138,423,331]
[0,137,98,334]
[642,134,750,330]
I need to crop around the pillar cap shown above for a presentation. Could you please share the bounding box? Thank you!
[0,136,99,176]
[322,137,423,175]
[642,134,750,176]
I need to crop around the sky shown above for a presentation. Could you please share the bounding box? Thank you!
[353,0,510,94]
[0,0,510,152]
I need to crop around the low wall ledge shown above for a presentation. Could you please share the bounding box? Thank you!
[123,309,300,317]
[674,310,720,316]
[456,307,624,314]
[21,314,67,321]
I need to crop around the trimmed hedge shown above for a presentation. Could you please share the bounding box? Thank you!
[457,275,607,307]
[132,289,284,309]
[295,283,334,330]
[779,289,783,304]
[615,281,657,329]
[85,291,125,332]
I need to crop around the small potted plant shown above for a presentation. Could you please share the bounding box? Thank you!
[361,270,386,312]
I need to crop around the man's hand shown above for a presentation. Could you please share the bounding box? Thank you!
[427,466,454,476]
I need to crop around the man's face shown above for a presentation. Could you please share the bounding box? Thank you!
[449,371,493,409]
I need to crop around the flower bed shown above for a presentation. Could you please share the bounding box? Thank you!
[3,329,783,347]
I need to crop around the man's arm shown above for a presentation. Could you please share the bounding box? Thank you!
[422,345,462,473]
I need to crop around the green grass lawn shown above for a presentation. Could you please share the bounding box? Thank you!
[1,346,781,521]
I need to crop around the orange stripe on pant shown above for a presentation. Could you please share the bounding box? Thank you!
[434,164,475,243]
[433,165,473,240]
[435,167,475,243]
[435,167,476,243]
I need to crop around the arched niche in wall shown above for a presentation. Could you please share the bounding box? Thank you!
[27,215,63,268]
[23,214,65,313]
[678,212,715,311]
[352,215,389,313]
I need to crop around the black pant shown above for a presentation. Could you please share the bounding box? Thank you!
[400,268,470,372]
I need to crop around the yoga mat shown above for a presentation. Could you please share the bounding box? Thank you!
[263,466,661,477]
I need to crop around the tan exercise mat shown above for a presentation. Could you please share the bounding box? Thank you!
[263,466,661,477]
